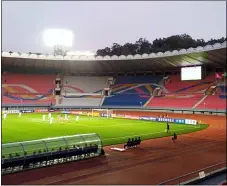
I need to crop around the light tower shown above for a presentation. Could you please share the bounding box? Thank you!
[53,45,67,56]
[42,29,74,104]
[42,29,74,56]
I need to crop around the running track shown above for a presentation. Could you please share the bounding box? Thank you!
[2,112,226,185]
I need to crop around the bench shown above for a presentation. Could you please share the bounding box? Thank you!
[124,139,141,149]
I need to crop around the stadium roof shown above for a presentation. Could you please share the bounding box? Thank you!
[2,42,226,75]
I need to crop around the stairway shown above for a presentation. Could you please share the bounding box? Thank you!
[160,77,169,93]
[144,95,154,107]
[205,85,216,95]
[99,96,105,106]
[192,95,208,109]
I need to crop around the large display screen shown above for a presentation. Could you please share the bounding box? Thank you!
[181,66,202,80]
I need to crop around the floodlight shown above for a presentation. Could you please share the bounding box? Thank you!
[66,51,95,56]
[43,29,73,47]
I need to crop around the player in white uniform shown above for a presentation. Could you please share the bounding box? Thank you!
[18,112,22,117]
[3,113,7,120]
[64,114,68,120]
[43,115,46,121]
[50,117,53,124]
[76,115,79,122]
[48,113,51,119]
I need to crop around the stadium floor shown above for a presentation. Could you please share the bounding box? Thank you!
[2,112,226,185]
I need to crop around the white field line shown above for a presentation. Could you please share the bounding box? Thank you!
[102,128,197,141]
[29,118,91,127]
[28,118,197,129]
[96,123,192,128]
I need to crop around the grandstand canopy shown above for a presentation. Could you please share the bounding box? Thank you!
[2,42,226,75]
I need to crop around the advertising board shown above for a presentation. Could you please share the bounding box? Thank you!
[35,109,48,112]
[3,110,20,114]
[20,110,34,113]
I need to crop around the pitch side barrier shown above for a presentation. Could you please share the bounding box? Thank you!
[2,105,226,116]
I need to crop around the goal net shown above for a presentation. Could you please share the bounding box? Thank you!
[91,109,113,118]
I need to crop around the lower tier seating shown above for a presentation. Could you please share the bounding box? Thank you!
[146,94,204,109]
[2,95,55,105]
[196,95,226,110]
[103,94,150,106]
[2,73,56,105]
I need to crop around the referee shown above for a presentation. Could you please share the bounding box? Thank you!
[166,123,170,133]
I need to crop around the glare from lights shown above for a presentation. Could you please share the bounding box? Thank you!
[67,51,95,56]
[43,29,73,47]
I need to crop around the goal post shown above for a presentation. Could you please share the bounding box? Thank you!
[91,109,113,118]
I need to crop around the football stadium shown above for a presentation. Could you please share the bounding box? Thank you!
[1,2,226,185]
[2,41,226,185]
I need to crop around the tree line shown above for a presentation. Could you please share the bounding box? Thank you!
[96,34,226,57]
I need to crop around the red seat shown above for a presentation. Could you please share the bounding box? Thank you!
[2,73,56,104]
[196,95,226,110]
[147,94,203,108]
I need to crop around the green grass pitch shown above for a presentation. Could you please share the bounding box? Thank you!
[2,113,208,147]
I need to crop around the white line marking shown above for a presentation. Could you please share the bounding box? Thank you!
[41,141,223,185]
[102,128,195,141]
[71,144,223,184]
[28,117,198,128]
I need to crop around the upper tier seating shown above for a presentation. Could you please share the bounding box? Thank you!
[103,76,163,106]
[2,73,56,104]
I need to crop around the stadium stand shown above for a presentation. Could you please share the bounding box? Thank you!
[218,84,227,98]
[103,76,163,106]
[195,95,226,110]
[2,72,226,109]
[2,73,56,104]
[146,94,204,108]
[164,73,216,93]
[194,80,226,110]
[146,73,226,109]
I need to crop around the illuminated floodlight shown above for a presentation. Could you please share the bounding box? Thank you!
[43,29,73,47]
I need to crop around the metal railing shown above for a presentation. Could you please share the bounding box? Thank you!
[158,161,227,185]
[2,104,226,113]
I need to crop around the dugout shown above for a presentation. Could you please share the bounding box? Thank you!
[2,133,103,174]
